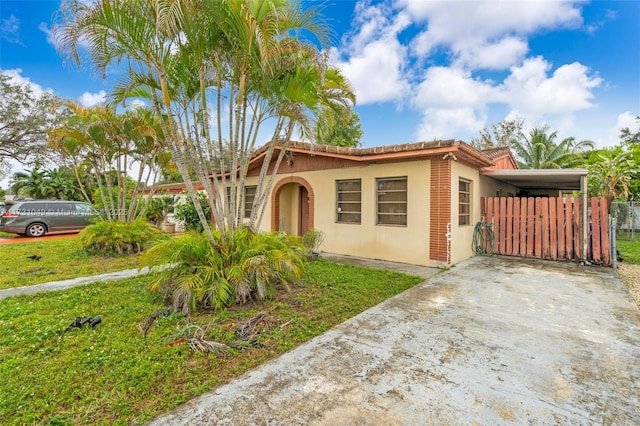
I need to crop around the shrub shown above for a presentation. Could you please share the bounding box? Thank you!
[140,228,307,313]
[79,219,164,255]
[173,193,211,232]
[302,228,325,254]
[144,196,174,225]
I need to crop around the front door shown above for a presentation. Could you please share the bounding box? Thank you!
[298,186,309,236]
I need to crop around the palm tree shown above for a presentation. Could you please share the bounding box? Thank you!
[49,103,162,222]
[54,0,355,243]
[10,163,52,198]
[510,126,594,169]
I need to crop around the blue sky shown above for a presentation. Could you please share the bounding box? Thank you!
[1,0,639,160]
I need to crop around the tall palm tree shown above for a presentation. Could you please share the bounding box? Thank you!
[54,0,355,243]
[510,126,594,169]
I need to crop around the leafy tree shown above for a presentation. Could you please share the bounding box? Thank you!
[588,149,639,199]
[55,0,356,245]
[620,115,640,145]
[470,117,525,150]
[0,72,63,164]
[174,193,212,233]
[10,163,50,198]
[510,126,594,169]
[10,164,85,200]
[49,104,165,222]
[316,106,363,147]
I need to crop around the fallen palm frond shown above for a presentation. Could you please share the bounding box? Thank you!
[164,312,287,354]
[137,307,175,337]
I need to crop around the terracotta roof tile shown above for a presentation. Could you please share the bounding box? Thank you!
[480,146,512,159]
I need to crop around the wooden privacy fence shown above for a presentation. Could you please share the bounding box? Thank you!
[481,197,611,265]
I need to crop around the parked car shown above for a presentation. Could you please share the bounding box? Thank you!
[0,200,94,237]
[0,202,5,215]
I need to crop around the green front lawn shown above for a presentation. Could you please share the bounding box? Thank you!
[0,259,423,425]
[617,239,640,264]
[0,238,141,290]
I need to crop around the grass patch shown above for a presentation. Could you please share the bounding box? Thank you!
[0,237,140,290]
[0,231,16,238]
[618,239,640,265]
[0,259,422,425]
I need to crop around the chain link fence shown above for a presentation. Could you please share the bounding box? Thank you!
[611,201,640,242]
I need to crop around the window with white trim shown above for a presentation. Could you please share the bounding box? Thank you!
[336,179,361,223]
[459,179,471,226]
[376,177,407,226]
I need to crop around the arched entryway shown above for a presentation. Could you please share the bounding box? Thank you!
[271,177,314,236]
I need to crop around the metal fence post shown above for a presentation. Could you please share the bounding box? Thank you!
[610,216,617,269]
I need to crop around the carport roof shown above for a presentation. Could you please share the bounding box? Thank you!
[480,168,588,190]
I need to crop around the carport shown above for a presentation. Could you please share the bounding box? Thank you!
[480,169,612,265]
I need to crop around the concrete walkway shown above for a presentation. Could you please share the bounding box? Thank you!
[147,256,640,425]
[0,267,152,299]
[0,253,436,299]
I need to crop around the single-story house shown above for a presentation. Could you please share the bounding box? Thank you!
[159,140,590,268]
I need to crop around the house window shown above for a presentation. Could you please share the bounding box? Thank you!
[225,186,256,218]
[459,179,471,226]
[244,186,256,218]
[336,179,361,223]
[377,177,407,226]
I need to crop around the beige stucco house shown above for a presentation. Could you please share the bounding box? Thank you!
[161,140,584,268]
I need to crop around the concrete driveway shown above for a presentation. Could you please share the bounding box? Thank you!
[148,256,640,425]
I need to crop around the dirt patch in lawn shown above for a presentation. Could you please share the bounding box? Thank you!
[618,263,640,311]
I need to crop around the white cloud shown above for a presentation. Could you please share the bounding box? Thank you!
[78,90,107,107]
[615,111,640,132]
[402,0,583,64]
[607,111,640,144]
[331,0,603,142]
[126,99,147,109]
[1,68,50,98]
[330,2,411,104]
[411,67,493,139]
[1,14,22,45]
[38,22,55,46]
[453,37,529,70]
[499,57,602,119]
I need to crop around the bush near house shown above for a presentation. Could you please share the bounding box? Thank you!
[140,228,306,313]
[173,193,211,233]
[78,219,165,255]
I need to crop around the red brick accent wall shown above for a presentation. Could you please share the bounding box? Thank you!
[430,159,452,262]
[271,176,314,232]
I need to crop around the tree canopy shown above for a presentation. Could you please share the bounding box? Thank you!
[0,72,63,165]
[49,103,167,222]
[510,126,594,169]
[54,0,356,242]
[469,117,525,150]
